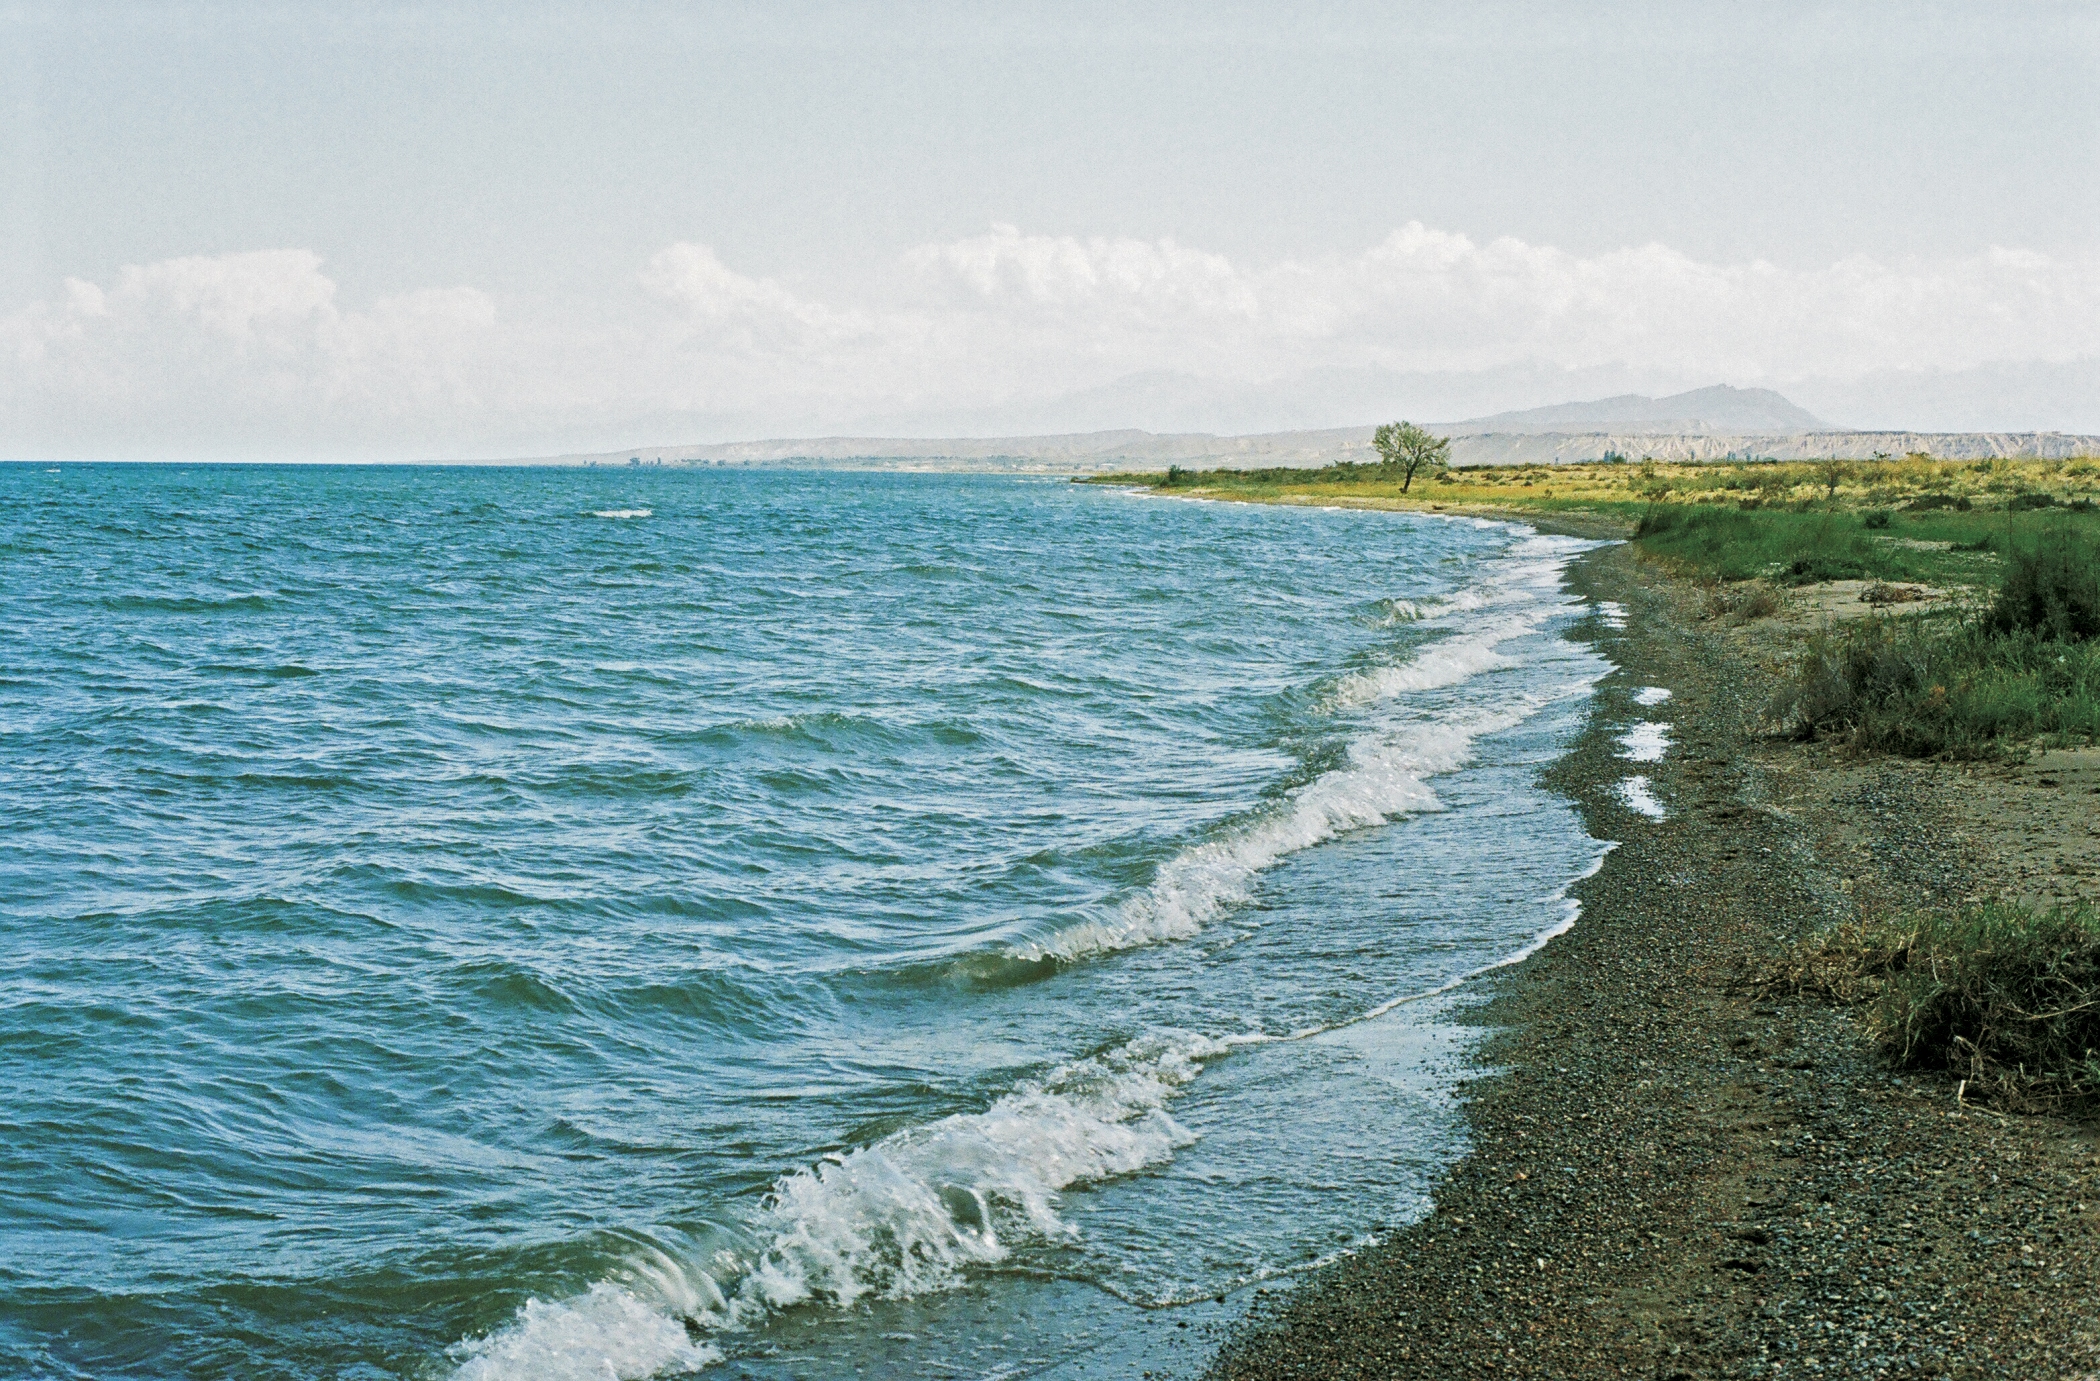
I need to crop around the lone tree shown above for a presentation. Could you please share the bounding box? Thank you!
[1373,421,1451,493]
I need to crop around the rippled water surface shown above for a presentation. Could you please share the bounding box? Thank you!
[0,465,1611,1379]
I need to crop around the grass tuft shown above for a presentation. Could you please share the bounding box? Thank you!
[1765,904,2100,1114]
[1702,581,1782,622]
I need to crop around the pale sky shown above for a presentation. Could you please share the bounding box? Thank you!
[5,1,2098,460]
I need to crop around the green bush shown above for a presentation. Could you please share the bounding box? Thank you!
[2006,492,2060,511]
[1862,509,1893,529]
[1775,615,2100,757]
[1771,904,2100,1113]
[1987,527,2100,641]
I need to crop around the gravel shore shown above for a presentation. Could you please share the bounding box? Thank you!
[1207,540,2100,1380]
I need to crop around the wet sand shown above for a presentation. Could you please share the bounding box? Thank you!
[1206,540,2100,1380]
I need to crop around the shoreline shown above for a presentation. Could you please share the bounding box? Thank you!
[1203,538,2100,1379]
[1119,481,1638,543]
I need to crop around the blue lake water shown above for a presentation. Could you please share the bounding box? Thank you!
[0,465,1611,1379]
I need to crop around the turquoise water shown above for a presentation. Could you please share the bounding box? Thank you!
[0,465,1610,1379]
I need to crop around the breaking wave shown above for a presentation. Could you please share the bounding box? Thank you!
[449,1031,1227,1378]
[1013,531,1600,966]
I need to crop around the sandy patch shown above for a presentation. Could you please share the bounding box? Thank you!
[1781,578,1968,623]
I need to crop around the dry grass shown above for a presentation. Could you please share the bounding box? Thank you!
[1702,581,1783,622]
[1760,903,2100,1115]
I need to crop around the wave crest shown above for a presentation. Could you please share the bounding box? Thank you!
[449,1031,1226,1378]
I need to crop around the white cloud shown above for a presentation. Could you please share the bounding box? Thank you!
[5,227,2100,458]
[1,250,502,454]
[639,242,867,348]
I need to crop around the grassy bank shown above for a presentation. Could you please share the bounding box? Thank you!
[1766,527,2100,756]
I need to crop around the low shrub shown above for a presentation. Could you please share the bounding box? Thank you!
[1906,494,1973,512]
[1765,904,2100,1114]
[1862,509,1893,529]
[1773,615,2100,757]
[1860,582,1924,605]
[1704,581,1782,621]
[1988,528,2100,641]
[2006,492,2060,511]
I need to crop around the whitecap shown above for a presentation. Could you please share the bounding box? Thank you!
[447,1032,1227,1376]
[1632,686,1673,706]
[728,1030,1224,1315]
[449,1282,719,1381]
[1009,729,1452,964]
[1017,531,1605,967]
[593,508,653,519]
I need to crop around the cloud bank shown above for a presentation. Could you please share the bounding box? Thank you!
[7,226,2100,459]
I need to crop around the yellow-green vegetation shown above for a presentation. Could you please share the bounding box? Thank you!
[1109,452,2100,527]
[1766,902,2100,1114]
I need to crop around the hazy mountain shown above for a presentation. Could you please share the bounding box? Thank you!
[1449,385,1828,435]
[844,363,1692,439]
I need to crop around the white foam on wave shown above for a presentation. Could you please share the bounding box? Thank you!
[450,1283,720,1380]
[1633,686,1673,706]
[1616,722,1672,763]
[448,1032,1225,1379]
[1619,775,1667,819]
[593,508,653,519]
[1009,727,1453,964]
[728,1030,1224,1314]
[1327,616,1523,706]
[1596,600,1628,629]
[1014,533,1600,968]
[1372,595,1442,625]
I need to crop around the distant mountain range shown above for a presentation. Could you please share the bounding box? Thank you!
[525,386,2099,471]
[1450,385,1828,435]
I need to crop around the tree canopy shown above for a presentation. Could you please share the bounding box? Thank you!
[1372,422,1452,493]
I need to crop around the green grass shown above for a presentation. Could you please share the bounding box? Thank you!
[1631,501,2095,589]
[1771,527,2100,757]
[1775,617,2100,757]
[1634,505,1912,583]
[1767,903,2100,1114]
[1989,527,2100,641]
